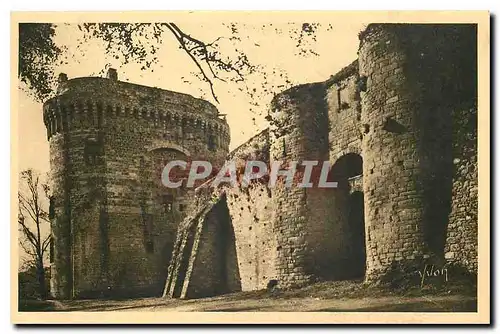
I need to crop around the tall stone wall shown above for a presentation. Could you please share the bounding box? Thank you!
[442,25,478,273]
[164,23,478,295]
[162,190,214,299]
[445,106,478,272]
[269,83,345,287]
[47,132,72,299]
[326,60,362,161]
[358,24,432,281]
[225,129,277,291]
[325,61,366,279]
[358,24,477,281]
[164,129,276,297]
[46,24,478,300]
[44,73,229,298]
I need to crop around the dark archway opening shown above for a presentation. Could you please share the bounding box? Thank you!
[331,153,366,280]
[347,191,366,278]
[213,195,242,296]
[165,194,241,299]
[331,153,363,180]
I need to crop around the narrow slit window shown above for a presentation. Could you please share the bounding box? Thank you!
[208,134,216,151]
[143,214,155,254]
[162,194,174,214]
[337,88,342,112]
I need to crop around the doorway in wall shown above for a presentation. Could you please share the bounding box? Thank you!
[331,153,366,279]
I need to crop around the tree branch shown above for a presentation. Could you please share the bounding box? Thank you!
[41,234,51,255]
[18,169,51,272]
[19,237,37,257]
[164,23,220,103]
[18,215,39,250]
[18,192,38,222]
[169,24,227,82]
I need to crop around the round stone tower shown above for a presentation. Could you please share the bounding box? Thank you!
[44,69,229,299]
[269,83,343,288]
[358,24,460,281]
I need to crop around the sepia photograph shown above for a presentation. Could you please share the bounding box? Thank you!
[11,11,490,324]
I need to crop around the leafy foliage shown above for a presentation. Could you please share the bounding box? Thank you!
[18,22,327,107]
[18,265,51,301]
[18,23,64,102]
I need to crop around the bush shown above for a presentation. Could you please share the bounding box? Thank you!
[18,266,51,300]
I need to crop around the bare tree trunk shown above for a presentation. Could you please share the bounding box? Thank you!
[36,258,48,299]
[18,169,52,300]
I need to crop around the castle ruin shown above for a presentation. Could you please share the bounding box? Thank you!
[45,23,478,299]
[44,68,229,298]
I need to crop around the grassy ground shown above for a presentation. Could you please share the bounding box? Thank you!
[18,279,477,312]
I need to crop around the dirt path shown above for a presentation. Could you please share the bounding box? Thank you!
[21,280,477,312]
[53,294,476,312]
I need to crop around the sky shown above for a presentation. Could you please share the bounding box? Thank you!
[18,20,366,177]
[16,20,366,267]
[16,19,367,267]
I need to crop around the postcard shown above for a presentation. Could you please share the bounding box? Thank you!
[11,10,490,324]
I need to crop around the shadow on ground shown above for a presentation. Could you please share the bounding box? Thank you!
[18,279,477,313]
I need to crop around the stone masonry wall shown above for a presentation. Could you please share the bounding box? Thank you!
[48,133,72,299]
[358,24,477,281]
[269,83,345,287]
[224,129,277,291]
[47,24,478,299]
[165,129,276,297]
[359,24,438,280]
[162,191,213,299]
[44,73,229,298]
[445,106,478,272]
[325,61,367,279]
[326,60,362,161]
[165,23,478,295]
